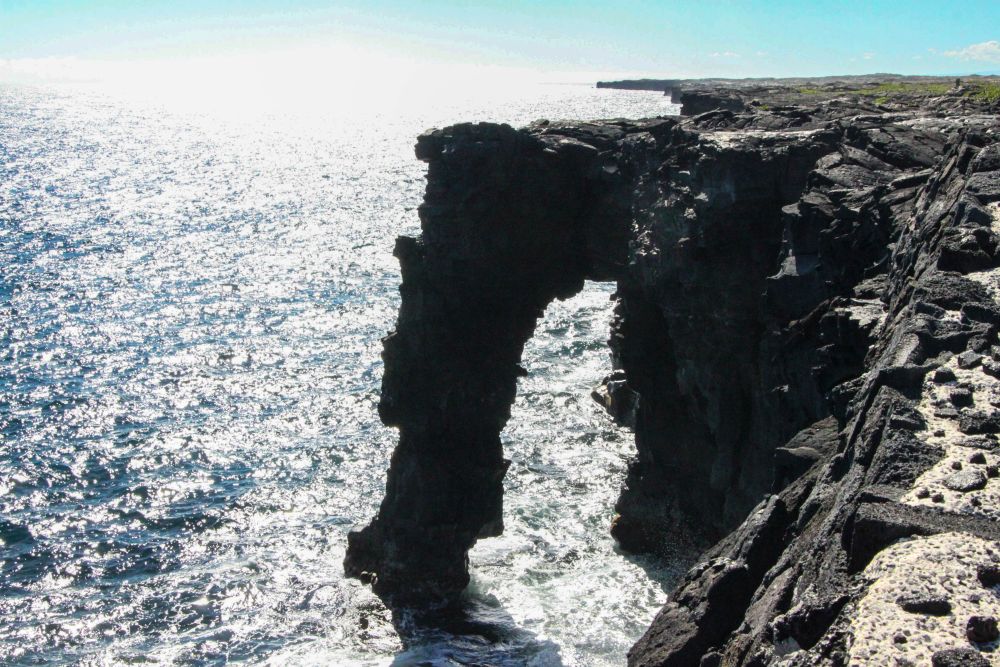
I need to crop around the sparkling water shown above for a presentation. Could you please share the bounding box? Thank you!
[0,82,684,666]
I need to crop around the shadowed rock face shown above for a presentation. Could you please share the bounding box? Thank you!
[627,118,1000,665]
[344,116,843,602]
[346,87,1000,665]
[343,121,627,601]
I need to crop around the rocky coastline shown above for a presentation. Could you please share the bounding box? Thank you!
[346,78,1000,664]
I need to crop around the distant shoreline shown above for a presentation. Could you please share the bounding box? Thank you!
[596,72,1000,90]
[595,73,1000,115]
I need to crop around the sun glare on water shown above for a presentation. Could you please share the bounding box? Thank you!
[0,45,623,121]
[0,44,678,665]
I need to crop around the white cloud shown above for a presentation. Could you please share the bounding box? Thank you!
[943,40,1000,63]
[863,52,875,60]
[709,51,740,58]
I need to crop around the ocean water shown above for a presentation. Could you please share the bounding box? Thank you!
[0,82,683,666]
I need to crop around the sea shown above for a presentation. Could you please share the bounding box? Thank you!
[0,80,684,666]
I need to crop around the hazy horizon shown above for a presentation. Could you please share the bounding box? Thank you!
[2,1,999,96]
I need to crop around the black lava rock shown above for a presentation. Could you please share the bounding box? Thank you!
[347,89,1000,666]
[978,564,1000,587]
[951,387,975,408]
[960,412,1000,435]
[958,437,998,451]
[935,367,958,383]
[896,594,952,615]
[967,615,999,643]
[943,469,988,492]
[958,352,984,369]
[932,647,990,667]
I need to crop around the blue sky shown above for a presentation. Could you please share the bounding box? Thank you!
[1,0,999,81]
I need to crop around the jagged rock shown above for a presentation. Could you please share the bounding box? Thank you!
[934,367,958,383]
[977,564,1000,587]
[960,411,1000,435]
[773,417,839,490]
[966,615,999,642]
[896,594,951,615]
[958,351,984,369]
[957,437,998,450]
[868,430,944,488]
[699,652,722,667]
[629,495,793,667]
[932,648,991,667]
[962,302,1000,325]
[681,91,747,116]
[591,370,639,427]
[888,409,927,431]
[951,387,975,407]
[345,77,1000,664]
[943,470,988,492]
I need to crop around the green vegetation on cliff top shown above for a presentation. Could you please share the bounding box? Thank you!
[972,83,1000,104]
[798,81,952,98]
[792,80,1000,107]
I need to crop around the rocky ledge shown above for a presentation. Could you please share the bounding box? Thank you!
[345,82,1000,664]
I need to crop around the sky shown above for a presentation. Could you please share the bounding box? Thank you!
[1,0,999,87]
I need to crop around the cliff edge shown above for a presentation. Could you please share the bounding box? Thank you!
[346,81,1000,665]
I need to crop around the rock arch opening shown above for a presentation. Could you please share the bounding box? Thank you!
[345,118,857,605]
[343,121,632,603]
[465,279,658,577]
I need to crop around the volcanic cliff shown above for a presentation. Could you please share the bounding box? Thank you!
[346,80,1000,665]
